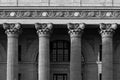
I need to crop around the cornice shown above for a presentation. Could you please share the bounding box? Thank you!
[0,6,120,19]
[1,6,120,10]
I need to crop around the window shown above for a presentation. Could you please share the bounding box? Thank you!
[50,40,70,62]
[53,73,67,80]
[18,73,21,80]
[99,73,102,80]
[99,45,102,61]
[18,45,21,62]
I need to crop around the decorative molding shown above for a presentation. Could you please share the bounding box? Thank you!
[99,23,117,37]
[3,23,22,36]
[35,23,53,36]
[67,23,85,37]
[0,7,120,19]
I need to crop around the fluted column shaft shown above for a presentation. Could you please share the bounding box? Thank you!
[3,23,21,80]
[99,23,117,80]
[67,23,85,80]
[35,23,52,80]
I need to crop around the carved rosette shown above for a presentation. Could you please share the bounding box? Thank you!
[67,23,85,38]
[100,23,117,38]
[3,23,22,37]
[35,23,53,37]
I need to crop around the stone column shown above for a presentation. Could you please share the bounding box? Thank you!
[67,23,85,80]
[35,23,53,80]
[99,23,117,80]
[3,23,21,80]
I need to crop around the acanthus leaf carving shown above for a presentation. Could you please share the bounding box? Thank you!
[99,23,117,37]
[3,23,22,36]
[35,23,53,36]
[67,23,85,37]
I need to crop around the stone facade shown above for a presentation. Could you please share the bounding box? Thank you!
[0,3,120,80]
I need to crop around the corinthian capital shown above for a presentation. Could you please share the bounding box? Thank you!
[35,23,53,36]
[99,23,117,38]
[3,23,21,36]
[67,23,85,37]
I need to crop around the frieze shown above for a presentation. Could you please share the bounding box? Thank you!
[1,7,120,19]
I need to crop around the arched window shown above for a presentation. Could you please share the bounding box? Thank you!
[50,40,70,62]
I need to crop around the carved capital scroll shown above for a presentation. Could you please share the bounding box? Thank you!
[99,23,117,38]
[35,23,53,37]
[67,23,85,37]
[3,23,22,37]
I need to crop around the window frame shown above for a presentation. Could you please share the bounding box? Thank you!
[53,73,67,80]
[50,40,70,62]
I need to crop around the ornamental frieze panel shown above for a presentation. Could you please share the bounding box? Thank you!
[1,8,120,19]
